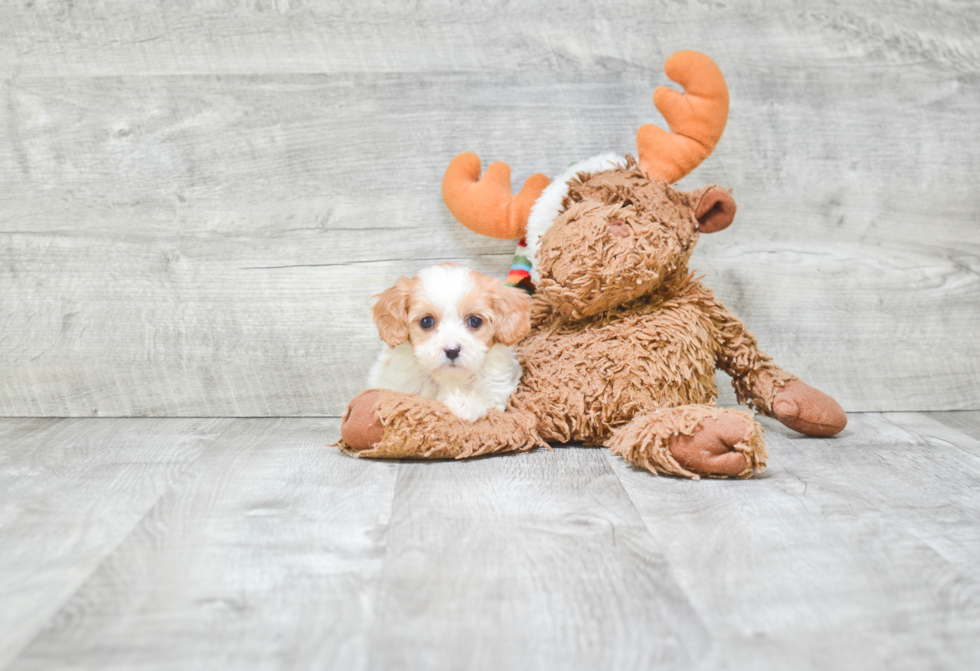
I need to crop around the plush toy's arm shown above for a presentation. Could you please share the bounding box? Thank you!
[697,285,847,436]
[338,389,545,459]
[698,289,795,415]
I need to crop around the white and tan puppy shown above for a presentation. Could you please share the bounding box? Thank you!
[367,263,531,422]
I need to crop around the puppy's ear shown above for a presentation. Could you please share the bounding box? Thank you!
[492,284,531,346]
[372,277,413,348]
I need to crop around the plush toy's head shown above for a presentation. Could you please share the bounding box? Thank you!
[441,50,734,319]
[533,158,736,320]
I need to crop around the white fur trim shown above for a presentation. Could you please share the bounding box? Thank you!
[521,153,627,283]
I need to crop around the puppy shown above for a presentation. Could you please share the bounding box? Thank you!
[367,263,531,422]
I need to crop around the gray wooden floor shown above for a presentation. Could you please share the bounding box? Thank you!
[2,413,979,670]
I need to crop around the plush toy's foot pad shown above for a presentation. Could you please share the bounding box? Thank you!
[772,380,847,437]
[607,406,766,480]
[669,415,751,476]
[340,389,384,451]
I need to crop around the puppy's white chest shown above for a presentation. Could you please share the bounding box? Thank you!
[366,342,522,422]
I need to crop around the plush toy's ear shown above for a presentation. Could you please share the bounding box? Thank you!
[492,284,532,346]
[695,187,737,233]
[371,277,413,348]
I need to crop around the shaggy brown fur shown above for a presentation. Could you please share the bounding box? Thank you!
[343,389,545,460]
[339,157,845,478]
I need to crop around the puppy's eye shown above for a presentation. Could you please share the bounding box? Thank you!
[419,316,434,329]
[467,316,483,329]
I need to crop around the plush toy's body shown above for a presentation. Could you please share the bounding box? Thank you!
[339,51,846,479]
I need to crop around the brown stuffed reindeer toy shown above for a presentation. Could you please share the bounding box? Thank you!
[339,50,846,479]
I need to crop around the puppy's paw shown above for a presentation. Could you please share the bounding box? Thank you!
[441,394,488,423]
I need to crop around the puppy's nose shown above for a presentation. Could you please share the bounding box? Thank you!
[444,346,461,361]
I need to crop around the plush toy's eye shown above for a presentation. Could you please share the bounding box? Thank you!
[419,316,435,329]
[467,316,483,329]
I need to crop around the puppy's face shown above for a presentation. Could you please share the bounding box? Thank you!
[372,264,530,379]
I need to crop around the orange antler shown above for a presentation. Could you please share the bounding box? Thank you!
[442,153,551,240]
[637,50,730,183]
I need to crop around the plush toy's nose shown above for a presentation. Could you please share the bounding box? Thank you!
[607,219,631,238]
[444,347,461,361]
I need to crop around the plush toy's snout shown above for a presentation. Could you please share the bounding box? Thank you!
[607,219,631,238]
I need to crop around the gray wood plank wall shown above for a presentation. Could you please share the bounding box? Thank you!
[1,1,978,417]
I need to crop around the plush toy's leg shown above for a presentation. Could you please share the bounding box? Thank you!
[606,405,767,480]
[698,285,847,436]
[338,389,544,459]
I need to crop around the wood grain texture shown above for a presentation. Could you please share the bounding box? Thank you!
[6,418,399,671]
[931,411,980,441]
[4,414,980,669]
[1,1,977,77]
[604,413,980,669]
[367,447,708,670]
[0,417,231,668]
[1,1,979,415]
